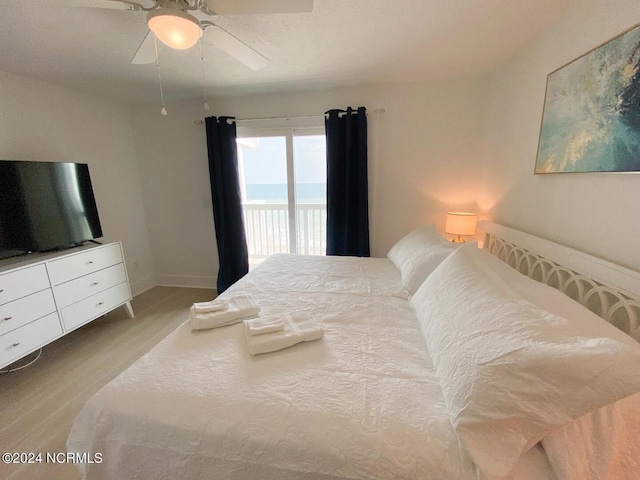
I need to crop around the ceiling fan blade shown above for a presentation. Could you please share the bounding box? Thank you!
[203,0,313,15]
[86,0,138,8]
[54,0,136,9]
[3,0,134,8]
[131,31,157,65]
[69,0,135,8]
[205,25,269,70]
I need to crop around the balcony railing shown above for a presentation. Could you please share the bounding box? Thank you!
[242,203,327,258]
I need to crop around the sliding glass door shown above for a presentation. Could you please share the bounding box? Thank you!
[236,127,326,268]
[293,133,326,256]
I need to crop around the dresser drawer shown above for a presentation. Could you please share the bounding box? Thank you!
[0,289,57,336]
[47,243,123,286]
[53,263,127,309]
[60,282,130,332]
[0,264,50,306]
[0,312,62,368]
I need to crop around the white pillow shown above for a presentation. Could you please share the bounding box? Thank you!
[474,251,640,480]
[387,224,472,294]
[410,246,640,479]
[387,224,448,270]
[401,241,477,294]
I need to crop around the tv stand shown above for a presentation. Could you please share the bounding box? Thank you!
[0,242,133,370]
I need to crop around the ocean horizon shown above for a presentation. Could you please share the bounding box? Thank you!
[245,183,326,203]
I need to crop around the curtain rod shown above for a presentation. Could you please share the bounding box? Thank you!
[237,114,324,122]
[193,108,385,125]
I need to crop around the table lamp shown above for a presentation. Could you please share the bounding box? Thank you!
[445,212,477,242]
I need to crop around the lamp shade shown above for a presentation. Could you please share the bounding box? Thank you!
[147,9,202,50]
[445,212,477,236]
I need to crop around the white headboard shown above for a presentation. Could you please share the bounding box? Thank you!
[478,221,640,341]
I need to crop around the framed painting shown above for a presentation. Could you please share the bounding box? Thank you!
[535,24,640,174]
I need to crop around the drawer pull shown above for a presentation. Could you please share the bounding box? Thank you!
[96,302,105,307]
[90,282,100,286]
[0,289,3,293]
[11,342,20,348]
[86,261,94,265]
[3,317,12,322]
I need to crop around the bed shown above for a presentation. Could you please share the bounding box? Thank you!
[67,221,640,480]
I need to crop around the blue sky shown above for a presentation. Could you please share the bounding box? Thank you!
[238,135,326,184]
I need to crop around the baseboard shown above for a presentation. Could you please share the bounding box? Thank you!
[130,276,155,297]
[156,274,217,290]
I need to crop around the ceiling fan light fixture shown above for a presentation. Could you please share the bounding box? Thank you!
[147,9,202,50]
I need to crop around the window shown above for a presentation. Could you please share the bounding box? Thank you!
[236,124,326,268]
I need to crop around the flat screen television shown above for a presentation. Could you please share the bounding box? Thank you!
[0,160,103,260]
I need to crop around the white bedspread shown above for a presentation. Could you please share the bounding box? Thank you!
[67,254,555,480]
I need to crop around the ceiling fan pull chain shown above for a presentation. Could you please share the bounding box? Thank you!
[154,35,168,116]
[200,38,210,112]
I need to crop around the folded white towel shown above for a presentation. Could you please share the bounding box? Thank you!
[192,299,228,314]
[244,313,324,355]
[244,315,286,336]
[190,294,260,331]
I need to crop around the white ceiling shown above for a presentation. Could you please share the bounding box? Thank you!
[0,0,577,104]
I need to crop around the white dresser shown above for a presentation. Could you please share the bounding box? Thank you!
[0,242,133,370]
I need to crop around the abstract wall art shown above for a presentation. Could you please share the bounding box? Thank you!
[535,24,640,174]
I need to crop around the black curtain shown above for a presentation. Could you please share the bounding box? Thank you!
[205,116,249,293]
[325,106,370,257]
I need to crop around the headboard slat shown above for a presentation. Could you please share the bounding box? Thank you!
[479,221,640,342]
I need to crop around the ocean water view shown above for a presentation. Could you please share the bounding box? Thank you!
[245,183,326,203]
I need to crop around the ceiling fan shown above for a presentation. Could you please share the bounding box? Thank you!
[29,0,314,70]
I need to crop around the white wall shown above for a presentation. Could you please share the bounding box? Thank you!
[120,0,640,288]
[132,79,487,288]
[478,0,640,272]
[0,70,155,294]
[3,0,637,298]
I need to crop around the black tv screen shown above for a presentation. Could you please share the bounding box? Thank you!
[0,160,103,259]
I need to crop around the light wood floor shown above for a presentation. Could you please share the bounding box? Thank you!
[0,286,215,480]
